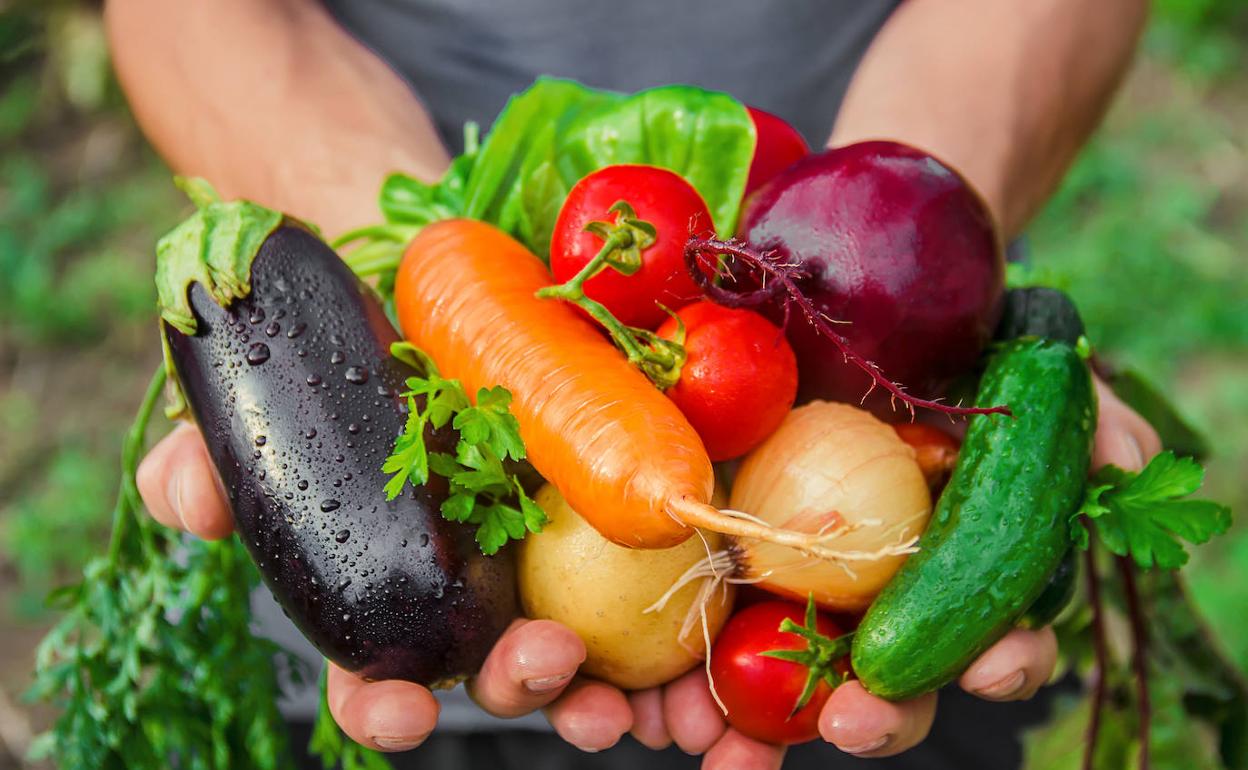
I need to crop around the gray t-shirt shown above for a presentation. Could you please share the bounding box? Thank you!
[269,0,901,727]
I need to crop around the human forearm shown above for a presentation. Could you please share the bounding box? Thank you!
[105,0,449,237]
[829,0,1146,238]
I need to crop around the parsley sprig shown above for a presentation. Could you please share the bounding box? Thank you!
[382,360,544,555]
[1073,450,1232,569]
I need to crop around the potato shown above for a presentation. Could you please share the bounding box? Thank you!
[518,484,736,690]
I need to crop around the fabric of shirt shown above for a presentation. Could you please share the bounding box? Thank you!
[321,0,903,151]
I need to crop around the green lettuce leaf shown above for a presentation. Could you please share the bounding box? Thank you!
[379,78,756,260]
[555,84,755,242]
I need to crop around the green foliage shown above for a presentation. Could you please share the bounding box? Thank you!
[27,369,302,770]
[0,154,173,343]
[1075,452,1232,569]
[377,77,755,260]
[2,448,116,617]
[383,368,543,555]
[1148,0,1247,81]
[1026,79,1248,673]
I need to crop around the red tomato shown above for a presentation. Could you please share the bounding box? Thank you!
[551,165,712,329]
[893,423,961,491]
[710,600,849,745]
[657,301,797,461]
[744,107,810,200]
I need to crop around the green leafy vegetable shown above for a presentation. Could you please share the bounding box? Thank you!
[1074,451,1232,569]
[555,84,755,240]
[27,366,302,770]
[382,369,543,554]
[372,77,755,262]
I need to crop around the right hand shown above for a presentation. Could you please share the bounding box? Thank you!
[136,422,635,753]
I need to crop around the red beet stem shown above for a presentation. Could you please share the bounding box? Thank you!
[684,235,1012,419]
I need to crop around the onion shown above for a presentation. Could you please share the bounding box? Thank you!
[727,401,932,612]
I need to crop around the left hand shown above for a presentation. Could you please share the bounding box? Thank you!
[610,374,1163,768]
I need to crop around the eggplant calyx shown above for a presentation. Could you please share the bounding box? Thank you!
[155,177,283,337]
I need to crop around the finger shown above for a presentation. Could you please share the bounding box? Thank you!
[628,687,672,750]
[960,627,1058,702]
[703,728,785,770]
[819,680,937,758]
[544,677,633,752]
[326,662,439,752]
[663,668,727,755]
[465,619,585,718]
[135,422,233,540]
[1093,379,1162,472]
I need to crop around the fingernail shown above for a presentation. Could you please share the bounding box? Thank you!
[835,735,889,755]
[167,471,188,530]
[572,745,601,754]
[523,672,573,693]
[975,669,1026,700]
[1119,433,1145,470]
[373,735,424,751]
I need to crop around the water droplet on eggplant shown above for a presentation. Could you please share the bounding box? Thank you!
[246,343,271,365]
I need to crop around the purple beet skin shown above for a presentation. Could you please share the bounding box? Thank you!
[738,141,1005,413]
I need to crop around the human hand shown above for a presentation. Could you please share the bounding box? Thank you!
[135,422,633,753]
[621,374,1164,769]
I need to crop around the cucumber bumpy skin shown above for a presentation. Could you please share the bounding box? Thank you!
[851,338,1095,700]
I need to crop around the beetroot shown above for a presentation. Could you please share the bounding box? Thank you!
[734,141,1005,413]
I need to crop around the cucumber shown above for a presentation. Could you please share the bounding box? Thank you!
[851,337,1095,700]
[1018,548,1078,630]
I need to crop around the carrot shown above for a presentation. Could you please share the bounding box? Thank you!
[394,219,847,556]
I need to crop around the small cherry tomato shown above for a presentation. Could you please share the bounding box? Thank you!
[551,165,712,329]
[657,301,797,461]
[893,423,961,491]
[709,598,850,745]
[744,107,810,200]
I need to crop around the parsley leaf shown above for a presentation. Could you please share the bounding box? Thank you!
[1072,451,1231,569]
[382,359,543,554]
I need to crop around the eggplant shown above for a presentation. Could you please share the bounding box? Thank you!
[161,220,516,686]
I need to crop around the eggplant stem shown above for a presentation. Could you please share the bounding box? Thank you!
[1119,555,1151,770]
[683,236,1012,419]
[1084,542,1109,770]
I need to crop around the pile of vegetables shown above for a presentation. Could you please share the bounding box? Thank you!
[29,78,1241,770]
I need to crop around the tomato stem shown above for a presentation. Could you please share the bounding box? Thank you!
[537,200,686,389]
[758,594,853,718]
[683,235,1013,419]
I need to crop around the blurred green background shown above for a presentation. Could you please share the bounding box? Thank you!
[0,0,1245,765]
